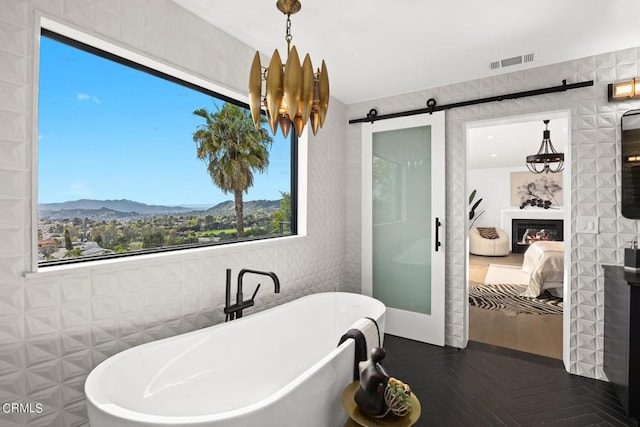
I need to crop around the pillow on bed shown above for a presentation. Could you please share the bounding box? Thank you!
[476,227,499,239]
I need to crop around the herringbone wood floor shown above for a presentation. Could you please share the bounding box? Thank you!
[381,335,638,427]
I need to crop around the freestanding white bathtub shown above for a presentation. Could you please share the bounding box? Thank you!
[85,292,386,427]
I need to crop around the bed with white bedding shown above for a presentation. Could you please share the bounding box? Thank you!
[521,241,564,297]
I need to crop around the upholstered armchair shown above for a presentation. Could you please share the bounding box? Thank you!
[469,226,509,256]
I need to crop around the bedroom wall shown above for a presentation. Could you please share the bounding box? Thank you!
[468,166,529,228]
[346,46,640,380]
[0,1,347,426]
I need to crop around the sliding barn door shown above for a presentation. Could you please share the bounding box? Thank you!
[362,112,445,345]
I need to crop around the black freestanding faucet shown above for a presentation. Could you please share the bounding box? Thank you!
[224,268,280,321]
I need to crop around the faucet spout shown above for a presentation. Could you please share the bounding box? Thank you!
[238,269,281,296]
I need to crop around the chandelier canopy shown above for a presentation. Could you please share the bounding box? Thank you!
[526,120,564,174]
[249,0,329,138]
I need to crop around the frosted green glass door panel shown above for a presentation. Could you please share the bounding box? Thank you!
[372,126,431,314]
[362,112,444,345]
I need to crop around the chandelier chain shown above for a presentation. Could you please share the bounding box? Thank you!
[285,14,293,54]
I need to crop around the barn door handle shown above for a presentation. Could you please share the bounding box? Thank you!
[435,217,442,252]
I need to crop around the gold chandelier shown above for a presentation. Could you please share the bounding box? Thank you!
[248,0,329,138]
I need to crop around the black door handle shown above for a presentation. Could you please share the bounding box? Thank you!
[435,217,442,252]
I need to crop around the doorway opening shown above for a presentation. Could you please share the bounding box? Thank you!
[465,111,570,360]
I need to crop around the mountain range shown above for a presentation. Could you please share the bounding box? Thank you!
[39,198,282,220]
[39,199,189,214]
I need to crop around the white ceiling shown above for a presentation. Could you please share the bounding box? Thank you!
[467,113,568,170]
[173,0,640,105]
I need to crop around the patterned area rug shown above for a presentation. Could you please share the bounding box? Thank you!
[469,283,563,316]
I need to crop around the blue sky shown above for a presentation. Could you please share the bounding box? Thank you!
[38,36,291,207]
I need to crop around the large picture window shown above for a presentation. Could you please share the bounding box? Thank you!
[37,30,296,266]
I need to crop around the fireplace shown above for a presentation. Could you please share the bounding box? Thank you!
[511,219,563,253]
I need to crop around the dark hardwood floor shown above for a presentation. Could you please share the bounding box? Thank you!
[381,335,638,427]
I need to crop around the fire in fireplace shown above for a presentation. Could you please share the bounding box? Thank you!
[511,219,563,253]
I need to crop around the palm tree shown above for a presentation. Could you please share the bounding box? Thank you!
[192,103,272,238]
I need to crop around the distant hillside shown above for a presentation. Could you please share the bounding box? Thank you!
[39,199,190,215]
[39,207,141,221]
[38,198,283,221]
[206,199,282,217]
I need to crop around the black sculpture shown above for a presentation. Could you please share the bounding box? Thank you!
[354,347,389,417]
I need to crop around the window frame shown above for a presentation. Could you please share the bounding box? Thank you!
[33,18,302,271]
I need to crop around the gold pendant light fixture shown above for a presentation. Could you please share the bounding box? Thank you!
[248,0,329,138]
[526,120,564,174]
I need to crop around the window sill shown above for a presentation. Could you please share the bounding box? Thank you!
[24,234,306,279]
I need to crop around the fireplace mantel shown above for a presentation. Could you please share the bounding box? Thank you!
[500,208,565,251]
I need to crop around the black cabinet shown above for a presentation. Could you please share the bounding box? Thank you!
[603,265,640,419]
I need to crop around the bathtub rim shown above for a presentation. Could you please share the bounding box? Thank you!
[85,291,385,425]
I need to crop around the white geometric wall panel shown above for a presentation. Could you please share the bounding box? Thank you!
[0,1,347,426]
[346,44,640,380]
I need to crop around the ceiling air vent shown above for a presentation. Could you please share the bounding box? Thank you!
[501,55,522,67]
[489,53,534,70]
